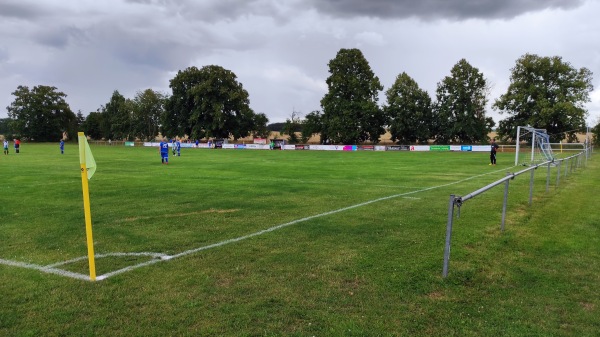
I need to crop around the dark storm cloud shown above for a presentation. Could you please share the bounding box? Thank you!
[307,0,584,20]
[124,0,291,23]
[0,1,45,20]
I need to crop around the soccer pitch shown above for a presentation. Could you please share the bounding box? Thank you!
[1,144,599,336]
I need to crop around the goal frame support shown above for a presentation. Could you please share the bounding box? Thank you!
[515,126,553,166]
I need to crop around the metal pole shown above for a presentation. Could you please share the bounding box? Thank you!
[529,168,535,205]
[531,130,536,163]
[501,172,511,232]
[442,194,456,278]
[546,161,551,192]
[556,160,561,188]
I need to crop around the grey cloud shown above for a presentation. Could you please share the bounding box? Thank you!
[32,26,88,49]
[0,46,8,63]
[307,0,585,20]
[123,0,291,23]
[0,1,46,20]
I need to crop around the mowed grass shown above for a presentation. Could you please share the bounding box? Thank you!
[0,143,598,336]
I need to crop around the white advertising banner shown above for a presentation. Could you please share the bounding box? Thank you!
[471,146,491,152]
[410,146,430,152]
[245,144,270,150]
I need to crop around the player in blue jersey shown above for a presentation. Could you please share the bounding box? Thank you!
[60,139,64,154]
[159,138,169,164]
[175,139,181,156]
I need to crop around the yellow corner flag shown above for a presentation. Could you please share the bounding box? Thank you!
[78,132,97,281]
[78,133,96,179]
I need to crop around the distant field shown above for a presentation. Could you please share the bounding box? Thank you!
[1,143,598,336]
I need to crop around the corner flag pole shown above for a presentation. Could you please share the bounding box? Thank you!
[78,132,97,281]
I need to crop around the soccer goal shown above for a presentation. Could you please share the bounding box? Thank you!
[515,126,555,166]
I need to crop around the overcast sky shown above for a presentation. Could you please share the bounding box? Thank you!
[1,0,599,127]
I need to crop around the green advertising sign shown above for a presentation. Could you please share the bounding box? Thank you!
[430,145,450,151]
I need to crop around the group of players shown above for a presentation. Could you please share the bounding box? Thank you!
[3,138,21,155]
[158,138,181,164]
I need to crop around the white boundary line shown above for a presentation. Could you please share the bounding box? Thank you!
[0,167,511,281]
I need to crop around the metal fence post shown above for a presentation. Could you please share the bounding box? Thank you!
[556,160,561,188]
[529,168,535,205]
[546,162,551,192]
[442,194,456,278]
[501,172,511,232]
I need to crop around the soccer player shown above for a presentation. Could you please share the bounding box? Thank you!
[175,139,181,156]
[3,139,8,155]
[60,139,65,154]
[159,138,169,164]
[490,138,499,165]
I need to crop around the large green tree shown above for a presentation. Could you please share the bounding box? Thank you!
[132,89,166,141]
[164,65,259,140]
[301,110,323,143]
[6,85,77,141]
[0,118,10,135]
[384,72,433,144]
[250,113,270,139]
[100,90,133,140]
[320,48,384,144]
[82,112,104,140]
[163,66,203,137]
[433,59,493,144]
[494,54,593,143]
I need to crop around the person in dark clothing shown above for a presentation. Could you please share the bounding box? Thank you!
[490,139,499,165]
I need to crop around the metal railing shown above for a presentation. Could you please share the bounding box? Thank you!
[442,147,592,278]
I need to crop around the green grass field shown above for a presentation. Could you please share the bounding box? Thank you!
[1,143,598,336]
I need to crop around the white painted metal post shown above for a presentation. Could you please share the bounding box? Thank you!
[515,126,521,166]
[531,130,536,164]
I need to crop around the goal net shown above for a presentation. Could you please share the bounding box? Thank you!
[515,126,555,166]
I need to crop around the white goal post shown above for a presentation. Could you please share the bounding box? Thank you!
[515,126,555,166]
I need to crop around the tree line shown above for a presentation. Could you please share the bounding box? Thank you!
[3,49,596,144]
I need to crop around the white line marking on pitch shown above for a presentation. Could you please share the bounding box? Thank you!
[0,166,512,281]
